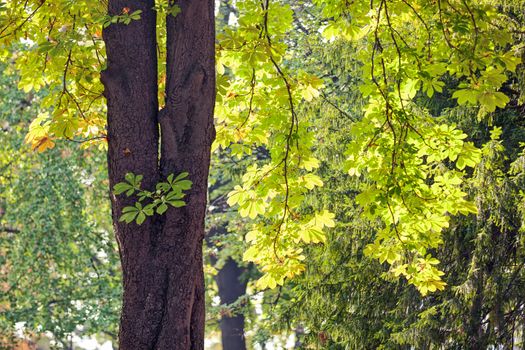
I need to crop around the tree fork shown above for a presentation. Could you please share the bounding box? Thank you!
[102,0,215,348]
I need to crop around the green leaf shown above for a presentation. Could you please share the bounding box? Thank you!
[113,182,132,195]
[298,227,325,244]
[136,212,146,225]
[174,172,189,181]
[452,89,479,105]
[302,174,323,190]
[240,200,265,219]
[478,91,510,112]
[166,191,184,201]
[124,173,134,183]
[256,273,278,290]
[157,203,168,214]
[243,246,259,262]
[120,211,138,224]
[314,210,336,228]
[122,206,137,213]
[402,78,420,99]
[175,179,192,190]
[227,186,245,206]
[301,84,320,102]
[156,182,170,192]
[169,200,186,208]
[143,204,155,216]
[170,5,181,17]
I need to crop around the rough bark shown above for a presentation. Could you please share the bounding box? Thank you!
[102,0,215,348]
[102,1,160,348]
[156,0,215,345]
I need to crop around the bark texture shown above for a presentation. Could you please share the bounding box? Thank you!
[102,0,215,348]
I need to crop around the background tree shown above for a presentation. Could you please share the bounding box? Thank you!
[206,157,253,350]
[204,2,252,348]
[252,0,525,348]
[0,64,120,348]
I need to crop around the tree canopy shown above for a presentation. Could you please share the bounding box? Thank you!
[1,0,524,348]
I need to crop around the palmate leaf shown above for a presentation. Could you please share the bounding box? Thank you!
[156,203,168,215]
[174,179,192,191]
[136,212,146,225]
[113,182,133,195]
[114,172,191,224]
[165,191,184,201]
[174,172,189,182]
[119,206,139,224]
[169,200,186,208]
[297,227,325,244]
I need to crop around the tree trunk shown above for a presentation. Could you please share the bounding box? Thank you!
[102,0,215,349]
[207,221,248,349]
[216,258,248,350]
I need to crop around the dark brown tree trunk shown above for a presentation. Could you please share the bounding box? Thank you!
[207,221,248,349]
[102,0,215,349]
[216,258,248,350]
